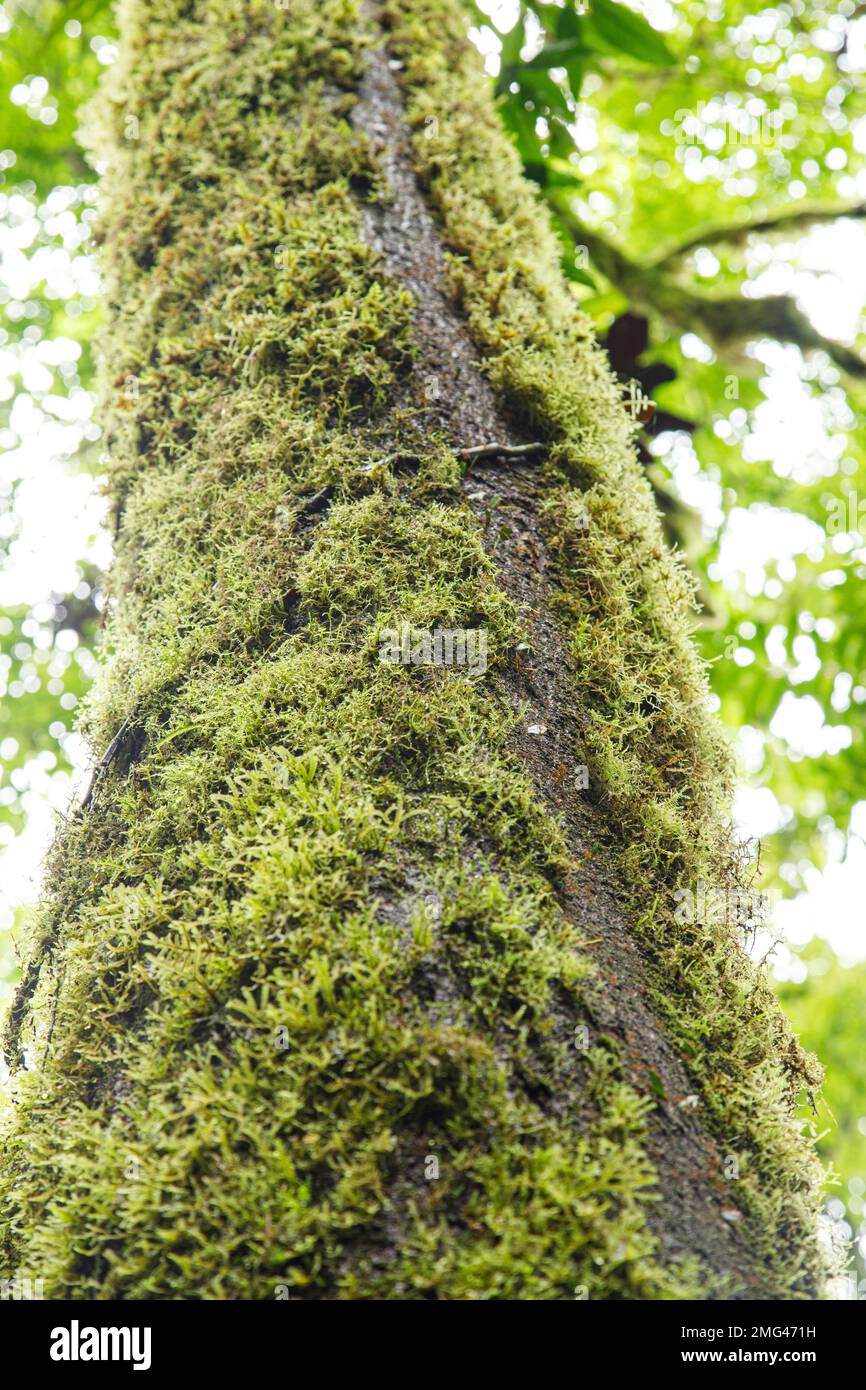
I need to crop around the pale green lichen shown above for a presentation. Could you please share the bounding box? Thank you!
[0,0,826,1300]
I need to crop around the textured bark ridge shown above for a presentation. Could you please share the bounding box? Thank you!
[351,43,776,1287]
[0,0,825,1299]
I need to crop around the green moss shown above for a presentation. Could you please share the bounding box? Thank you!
[0,0,826,1299]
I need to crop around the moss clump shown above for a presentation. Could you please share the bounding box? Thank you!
[0,0,825,1299]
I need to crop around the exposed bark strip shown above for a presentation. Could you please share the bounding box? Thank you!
[353,32,760,1290]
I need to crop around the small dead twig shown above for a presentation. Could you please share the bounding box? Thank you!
[42,959,67,1066]
[459,442,547,462]
[362,451,426,472]
[366,442,548,471]
[79,716,133,811]
[298,485,334,518]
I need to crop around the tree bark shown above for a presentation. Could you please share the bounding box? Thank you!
[0,0,825,1299]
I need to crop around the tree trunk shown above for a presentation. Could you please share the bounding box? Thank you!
[0,0,825,1299]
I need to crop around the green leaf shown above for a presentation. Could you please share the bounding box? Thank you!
[520,37,590,72]
[565,59,584,103]
[547,116,575,160]
[499,95,545,166]
[584,0,674,66]
[495,9,528,95]
[556,4,585,40]
[542,158,584,189]
[500,8,527,68]
[516,69,572,120]
[566,264,597,289]
[524,1,567,30]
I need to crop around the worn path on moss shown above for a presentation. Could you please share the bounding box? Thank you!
[0,0,824,1299]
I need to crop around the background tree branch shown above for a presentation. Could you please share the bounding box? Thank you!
[554,200,866,377]
[650,202,866,270]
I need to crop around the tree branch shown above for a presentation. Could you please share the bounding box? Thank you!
[676,290,866,378]
[552,197,866,379]
[650,202,866,271]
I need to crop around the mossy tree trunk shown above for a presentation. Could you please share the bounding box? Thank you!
[0,0,825,1299]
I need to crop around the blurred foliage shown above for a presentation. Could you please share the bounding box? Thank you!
[0,0,113,1003]
[0,571,100,835]
[780,944,866,1292]
[476,0,866,892]
[0,0,863,1288]
[474,0,675,282]
[0,0,110,196]
[0,0,111,392]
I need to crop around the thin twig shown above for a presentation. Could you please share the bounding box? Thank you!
[42,959,66,1066]
[79,715,132,811]
[361,450,425,472]
[459,442,547,462]
[298,485,334,518]
[368,442,548,470]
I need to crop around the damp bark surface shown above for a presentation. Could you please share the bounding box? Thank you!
[352,38,760,1288]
